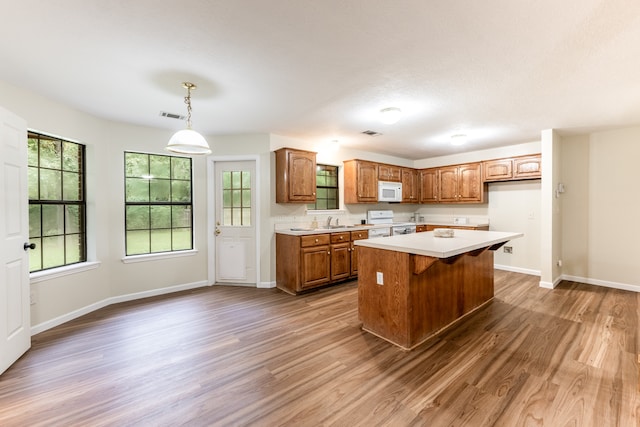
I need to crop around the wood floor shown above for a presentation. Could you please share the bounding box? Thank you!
[0,271,638,426]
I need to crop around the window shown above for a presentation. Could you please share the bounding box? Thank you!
[222,170,251,226]
[308,164,339,210]
[28,131,86,272]
[124,152,193,256]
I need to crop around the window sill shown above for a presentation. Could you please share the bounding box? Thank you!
[30,261,101,284]
[306,209,346,215]
[122,249,199,264]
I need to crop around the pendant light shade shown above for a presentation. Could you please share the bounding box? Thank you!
[166,82,211,155]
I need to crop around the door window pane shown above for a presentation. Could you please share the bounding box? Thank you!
[221,170,251,226]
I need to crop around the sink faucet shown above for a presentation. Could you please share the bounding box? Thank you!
[326,216,332,227]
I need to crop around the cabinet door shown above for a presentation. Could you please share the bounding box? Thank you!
[275,148,316,203]
[300,245,330,289]
[330,242,351,281]
[288,150,317,201]
[513,155,541,179]
[483,158,513,181]
[438,166,459,202]
[416,225,427,232]
[356,161,379,202]
[401,168,418,202]
[419,168,438,203]
[458,163,484,202]
[350,230,368,276]
[378,164,401,182]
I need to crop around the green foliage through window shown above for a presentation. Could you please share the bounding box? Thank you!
[124,152,193,255]
[308,164,339,210]
[28,131,86,272]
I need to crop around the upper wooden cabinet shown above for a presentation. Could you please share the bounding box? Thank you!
[401,168,418,202]
[419,168,438,203]
[344,160,379,203]
[513,155,542,179]
[378,163,401,182]
[483,154,541,182]
[437,163,486,203]
[275,147,317,203]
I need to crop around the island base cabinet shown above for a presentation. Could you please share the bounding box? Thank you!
[357,246,494,350]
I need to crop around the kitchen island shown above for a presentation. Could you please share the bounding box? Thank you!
[354,230,523,350]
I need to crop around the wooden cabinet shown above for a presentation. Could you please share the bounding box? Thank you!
[344,160,378,203]
[401,168,419,203]
[330,232,351,282]
[419,168,438,203]
[483,154,541,182]
[483,158,513,181]
[350,230,369,276]
[275,147,317,203]
[514,155,541,179]
[438,163,486,203]
[277,230,368,294]
[299,235,330,290]
[378,163,401,182]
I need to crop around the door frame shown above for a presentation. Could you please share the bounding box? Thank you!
[207,155,261,287]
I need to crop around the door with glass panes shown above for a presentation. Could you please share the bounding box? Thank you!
[214,161,256,284]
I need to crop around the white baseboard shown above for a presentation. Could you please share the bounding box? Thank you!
[494,264,541,276]
[561,274,640,293]
[31,280,209,336]
[258,281,276,289]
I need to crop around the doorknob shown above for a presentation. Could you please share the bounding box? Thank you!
[24,242,36,251]
[215,228,221,236]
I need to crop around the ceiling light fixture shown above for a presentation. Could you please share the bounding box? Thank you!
[379,107,402,124]
[450,134,467,146]
[166,82,211,155]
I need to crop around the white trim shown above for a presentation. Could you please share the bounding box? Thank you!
[31,280,209,335]
[539,276,563,289]
[30,261,101,284]
[122,249,198,264]
[207,155,261,287]
[258,281,276,289]
[494,264,540,276]
[561,274,640,293]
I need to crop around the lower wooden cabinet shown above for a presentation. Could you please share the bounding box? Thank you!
[277,230,368,294]
[330,232,351,282]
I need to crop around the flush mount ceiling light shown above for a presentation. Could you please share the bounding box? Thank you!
[450,134,468,146]
[166,82,211,155]
[379,107,402,124]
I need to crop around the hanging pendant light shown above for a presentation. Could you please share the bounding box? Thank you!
[166,82,211,155]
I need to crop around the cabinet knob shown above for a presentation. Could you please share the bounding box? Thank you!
[327,251,330,255]
[340,236,343,240]
[315,238,319,243]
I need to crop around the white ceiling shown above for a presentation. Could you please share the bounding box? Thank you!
[2,0,640,159]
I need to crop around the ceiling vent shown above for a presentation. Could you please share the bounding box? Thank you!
[160,111,186,120]
[362,130,382,137]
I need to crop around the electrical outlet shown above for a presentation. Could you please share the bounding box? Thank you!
[376,271,384,285]
[557,259,563,267]
[503,246,513,254]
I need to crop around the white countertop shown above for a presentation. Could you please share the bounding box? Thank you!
[276,224,390,236]
[354,229,523,258]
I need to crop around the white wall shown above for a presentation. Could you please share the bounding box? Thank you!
[0,80,210,330]
[561,126,640,291]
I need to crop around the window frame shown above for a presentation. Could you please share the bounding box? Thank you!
[307,163,339,211]
[124,151,194,256]
[27,131,87,273]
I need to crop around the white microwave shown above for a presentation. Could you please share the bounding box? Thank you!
[378,181,402,202]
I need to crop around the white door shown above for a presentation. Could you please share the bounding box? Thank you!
[214,161,256,284]
[0,106,30,375]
